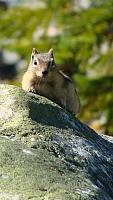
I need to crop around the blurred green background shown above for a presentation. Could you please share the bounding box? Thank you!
[0,0,113,135]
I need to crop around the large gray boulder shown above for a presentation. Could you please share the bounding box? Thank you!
[0,84,113,200]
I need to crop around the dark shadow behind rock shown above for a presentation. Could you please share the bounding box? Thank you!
[0,84,113,200]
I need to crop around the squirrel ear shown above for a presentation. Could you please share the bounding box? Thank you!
[32,48,38,54]
[48,48,53,56]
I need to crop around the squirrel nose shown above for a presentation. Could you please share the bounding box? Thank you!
[42,70,48,76]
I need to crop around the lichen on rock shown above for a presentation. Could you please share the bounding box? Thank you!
[0,84,113,200]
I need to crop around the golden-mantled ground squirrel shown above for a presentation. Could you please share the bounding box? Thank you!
[22,48,80,115]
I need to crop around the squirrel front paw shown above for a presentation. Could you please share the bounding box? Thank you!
[28,86,36,93]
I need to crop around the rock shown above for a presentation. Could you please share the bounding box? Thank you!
[0,84,113,200]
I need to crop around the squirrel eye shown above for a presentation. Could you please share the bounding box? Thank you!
[51,60,54,65]
[48,60,54,67]
[34,60,37,65]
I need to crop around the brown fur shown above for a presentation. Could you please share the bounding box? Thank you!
[22,48,80,115]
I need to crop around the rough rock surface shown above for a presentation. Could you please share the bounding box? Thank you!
[0,84,113,200]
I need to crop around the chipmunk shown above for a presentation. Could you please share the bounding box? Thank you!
[22,48,80,115]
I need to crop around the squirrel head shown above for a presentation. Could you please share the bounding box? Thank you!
[31,48,56,78]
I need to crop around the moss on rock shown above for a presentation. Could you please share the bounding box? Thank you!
[0,84,113,200]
